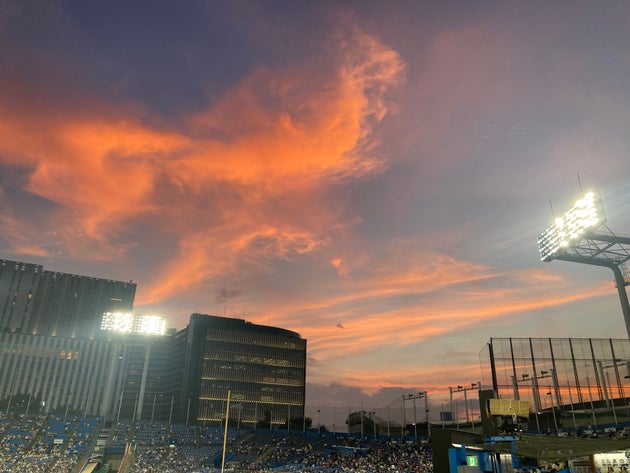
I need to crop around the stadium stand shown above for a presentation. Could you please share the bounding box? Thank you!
[0,413,434,473]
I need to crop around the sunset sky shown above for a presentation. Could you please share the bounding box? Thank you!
[1,1,630,420]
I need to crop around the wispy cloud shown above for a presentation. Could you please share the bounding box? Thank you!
[0,25,404,305]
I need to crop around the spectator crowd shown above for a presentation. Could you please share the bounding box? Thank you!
[0,413,434,473]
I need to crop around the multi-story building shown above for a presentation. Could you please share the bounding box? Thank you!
[180,313,307,428]
[0,327,184,422]
[0,259,307,426]
[0,259,136,338]
[0,330,125,417]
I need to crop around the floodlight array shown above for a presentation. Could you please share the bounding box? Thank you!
[101,312,166,336]
[101,312,134,333]
[538,191,606,262]
[138,315,166,335]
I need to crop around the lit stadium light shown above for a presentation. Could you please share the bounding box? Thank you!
[138,315,166,335]
[101,312,166,335]
[538,191,606,262]
[101,312,134,333]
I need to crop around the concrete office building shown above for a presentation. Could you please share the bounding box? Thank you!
[0,331,125,417]
[180,314,307,428]
[0,259,136,339]
[0,329,184,422]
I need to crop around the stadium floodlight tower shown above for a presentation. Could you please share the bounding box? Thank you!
[538,191,630,337]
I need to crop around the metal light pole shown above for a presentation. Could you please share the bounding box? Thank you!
[515,371,551,433]
[133,395,139,422]
[401,396,406,437]
[117,391,124,421]
[449,386,467,429]
[586,376,597,426]
[405,392,429,438]
[606,371,618,425]
[151,393,156,423]
[421,392,430,438]
[360,402,364,437]
[5,369,18,415]
[186,397,191,425]
[547,392,558,432]
[65,392,72,419]
[566,381,577,430]
[463,389,469,423]
[598,360,620,425]
[371,411,377,438]
[412,396,418,440]
[466,383,478,429]
[25,391,32,416]
[461,383,478,425]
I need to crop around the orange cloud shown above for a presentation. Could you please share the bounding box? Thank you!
[293,282,612,358]
[0,25,404,304]
[0,213,49,257]
[240,237,614,390]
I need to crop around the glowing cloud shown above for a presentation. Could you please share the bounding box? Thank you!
[0,25,404,305]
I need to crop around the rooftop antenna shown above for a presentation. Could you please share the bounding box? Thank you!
[577,173,583,193]
[549,199,554,218]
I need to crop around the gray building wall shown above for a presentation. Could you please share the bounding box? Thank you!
[0,332,122,417]
[0,331,184,422]
[0,258,136,338]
